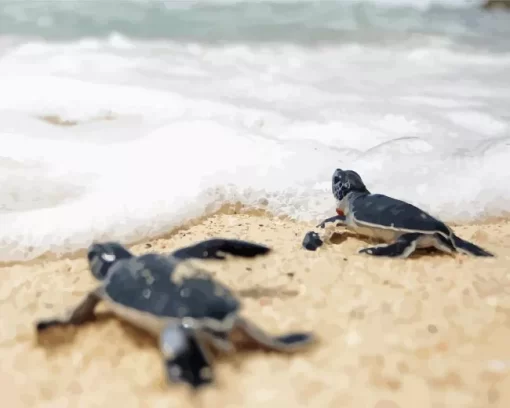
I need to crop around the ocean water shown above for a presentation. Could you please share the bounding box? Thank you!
[1,0,510,262]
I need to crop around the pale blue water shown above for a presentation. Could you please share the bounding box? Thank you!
[1,0,509,47]
[0,0,509,261]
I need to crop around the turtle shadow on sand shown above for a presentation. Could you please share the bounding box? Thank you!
[237,285,299,300]
[383,246,453,260]
[329,231,357,245]
[35,313,157,351]
[35,310,308,380]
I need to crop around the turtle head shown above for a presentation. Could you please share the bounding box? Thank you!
[332,169,369,206]
[87,241,134,281]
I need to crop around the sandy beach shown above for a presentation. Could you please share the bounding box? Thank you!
[1,207,510,408]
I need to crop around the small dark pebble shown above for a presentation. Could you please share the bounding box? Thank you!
[287,272,295,278]
[343,258,348,261]
[145,243,152,248]
[302,231,323,251]
[246,267,252,271]
[427,324,438,334]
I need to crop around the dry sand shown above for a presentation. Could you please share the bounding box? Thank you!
[1,209,510,408]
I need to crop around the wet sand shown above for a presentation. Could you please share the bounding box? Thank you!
[1,210,510,408]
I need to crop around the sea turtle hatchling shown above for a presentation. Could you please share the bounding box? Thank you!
[303,168,494,258]
[35,238,316,389]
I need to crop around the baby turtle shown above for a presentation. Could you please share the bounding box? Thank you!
[308,168,494,258]
[36,238,315,389]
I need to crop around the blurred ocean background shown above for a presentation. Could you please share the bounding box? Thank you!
[0,0,509,261]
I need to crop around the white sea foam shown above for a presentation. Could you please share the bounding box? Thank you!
[0,33,509,262]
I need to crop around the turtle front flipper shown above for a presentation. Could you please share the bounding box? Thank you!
[36,289,102,332]
[160,323,215,389]
[171,238,271,261]
[303,214,347,251]
[233,317,316,353]
[316,214,346,229]
[358,233,423,258]
[452,234,494,257]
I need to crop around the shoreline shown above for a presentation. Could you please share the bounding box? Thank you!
[0,203,274,267]
[1,210,510,407]
[1,202,509,268]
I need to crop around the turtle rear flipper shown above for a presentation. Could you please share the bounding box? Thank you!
[36,289,102,332]
[359,233,424,258]
[359,232,457,258]
[160,323,214,389]
[171,238,271,261]
[452,234,494,257]
[233,317,316,353]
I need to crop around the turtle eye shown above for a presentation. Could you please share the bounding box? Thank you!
[101,253,116,262]
[333,176,341,185]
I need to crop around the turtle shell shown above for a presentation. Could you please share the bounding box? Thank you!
[351,194,451,236]
[103,253,240,322]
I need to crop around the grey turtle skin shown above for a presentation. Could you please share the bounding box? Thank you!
[35,238,315,389]
[310,169,494,258]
